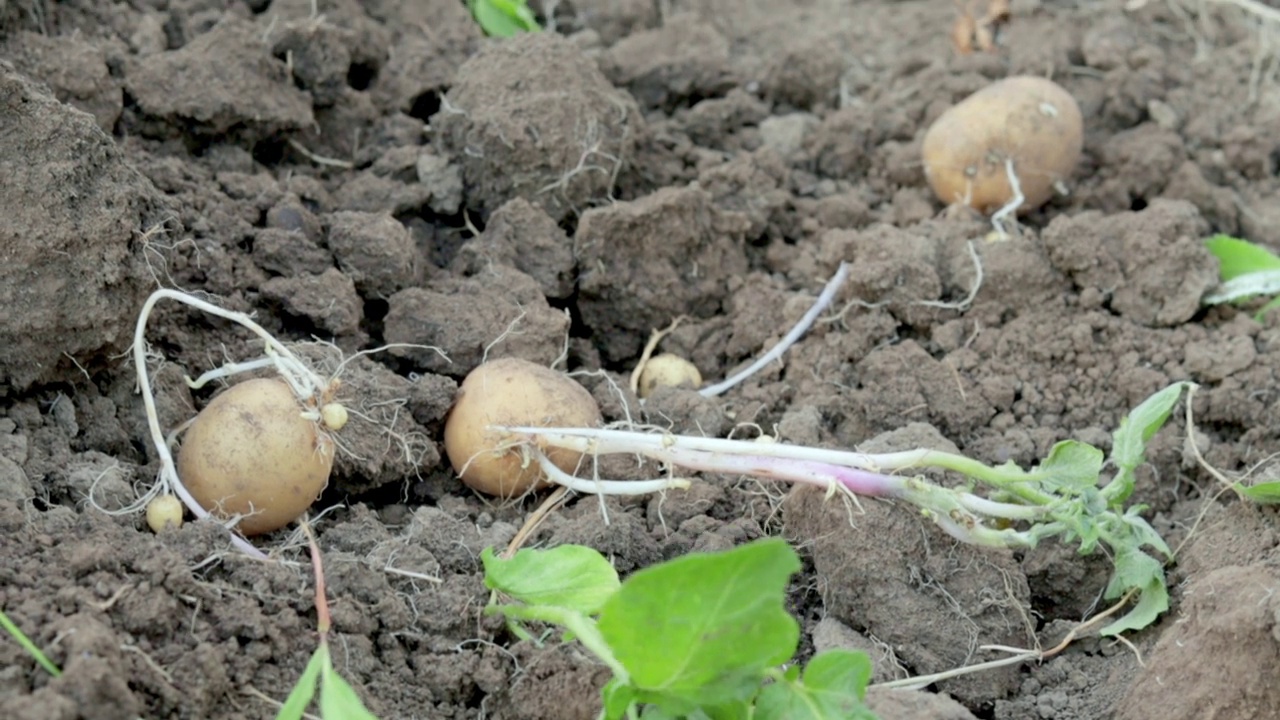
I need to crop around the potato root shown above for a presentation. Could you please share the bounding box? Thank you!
[444,357,602,497]
[176,377,333,536]
[921,75,1083,215]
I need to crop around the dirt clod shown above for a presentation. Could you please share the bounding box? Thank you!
[436,31,643,223]
[0,61,161,392]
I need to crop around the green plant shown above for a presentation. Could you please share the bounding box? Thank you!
[0,609,62,678]
[1198,234,1280,503]
[494,382,1195,636]
[276,527,379,720]
[483,539,878,720]
[468,0,540,37]
[1203,233,1280,320]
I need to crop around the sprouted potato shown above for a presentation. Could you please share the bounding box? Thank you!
[176,377,335,536]
[921,75,1083,214]
[443,357,602,497]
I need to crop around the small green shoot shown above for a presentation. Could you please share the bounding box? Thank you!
[468,0,540,37]
[0,610,62,678]
[1237,480,1280,504]
[276,524,379,720]
[483,539,879,720]
[1203,234,1280,320]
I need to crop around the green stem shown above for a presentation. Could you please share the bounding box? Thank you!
[488,604,629,685]
[902,452,1060,506]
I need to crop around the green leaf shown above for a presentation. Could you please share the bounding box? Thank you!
[596,538,802,712]
[802,650,872,699]
[1204,234,1280,281]
[471,0,525,37]
[469,0,540,37]
[1121,507,1172,559]
[275,647,325,720]
[1071,514,1103,555]
[1098,548,1168,636]
[1106,383,1190,504]
[638,706,684,719]
[318,654,380,720]
[482,545,620,614]
[696,700,753,720]
[602,679,638,720]
[754,651,877,720]
[1238,481,1280,504]
[1034,440,1104,491]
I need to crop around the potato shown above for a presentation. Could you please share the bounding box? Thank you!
[444,357,602,498]
[145,494,184,532]
[176,377,333,536]
[921,75,1083,215]
[637,353,702,398]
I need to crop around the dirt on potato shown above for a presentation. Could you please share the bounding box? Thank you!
[3,1,1280,719]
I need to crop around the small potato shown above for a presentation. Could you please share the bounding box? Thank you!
[637,353,702,398]
[145,494,184,532]
[444,357,602,498]
[921,75,1083,215]
[177,377,333,536]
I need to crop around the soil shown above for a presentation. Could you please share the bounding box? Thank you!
[3,1,1280,719]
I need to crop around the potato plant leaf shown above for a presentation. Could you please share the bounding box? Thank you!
[482,545,620,615]
[1099,547,1168,636]
[1204,234,1280,281]
[1106,382,1191,504]
[1035,440,1104,492]
[276,648,324,720]
[1121,506,1172,558]
[1238,481,1280,504]
[603,680,639,719]
[318,652,380,720]
[754,650,877,720]
[596,538,802,713]
[468,0,540,37]
[1203,235,1280,319]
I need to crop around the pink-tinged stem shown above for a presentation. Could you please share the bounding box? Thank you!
[656,447,908,497]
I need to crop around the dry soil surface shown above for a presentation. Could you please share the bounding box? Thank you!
[3,1,1280,719]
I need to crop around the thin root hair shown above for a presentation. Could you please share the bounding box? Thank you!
[482,307,530,364]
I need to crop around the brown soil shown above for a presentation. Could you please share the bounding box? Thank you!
[3,1,1280,719]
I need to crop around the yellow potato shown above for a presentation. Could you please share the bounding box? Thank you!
[145,494,184,532]
[444,357,602,498]
[921,75,1083,215]
[177,377,333,536]
[637,353,702,398]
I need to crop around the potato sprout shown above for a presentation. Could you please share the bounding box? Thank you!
[320,402,349,431]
